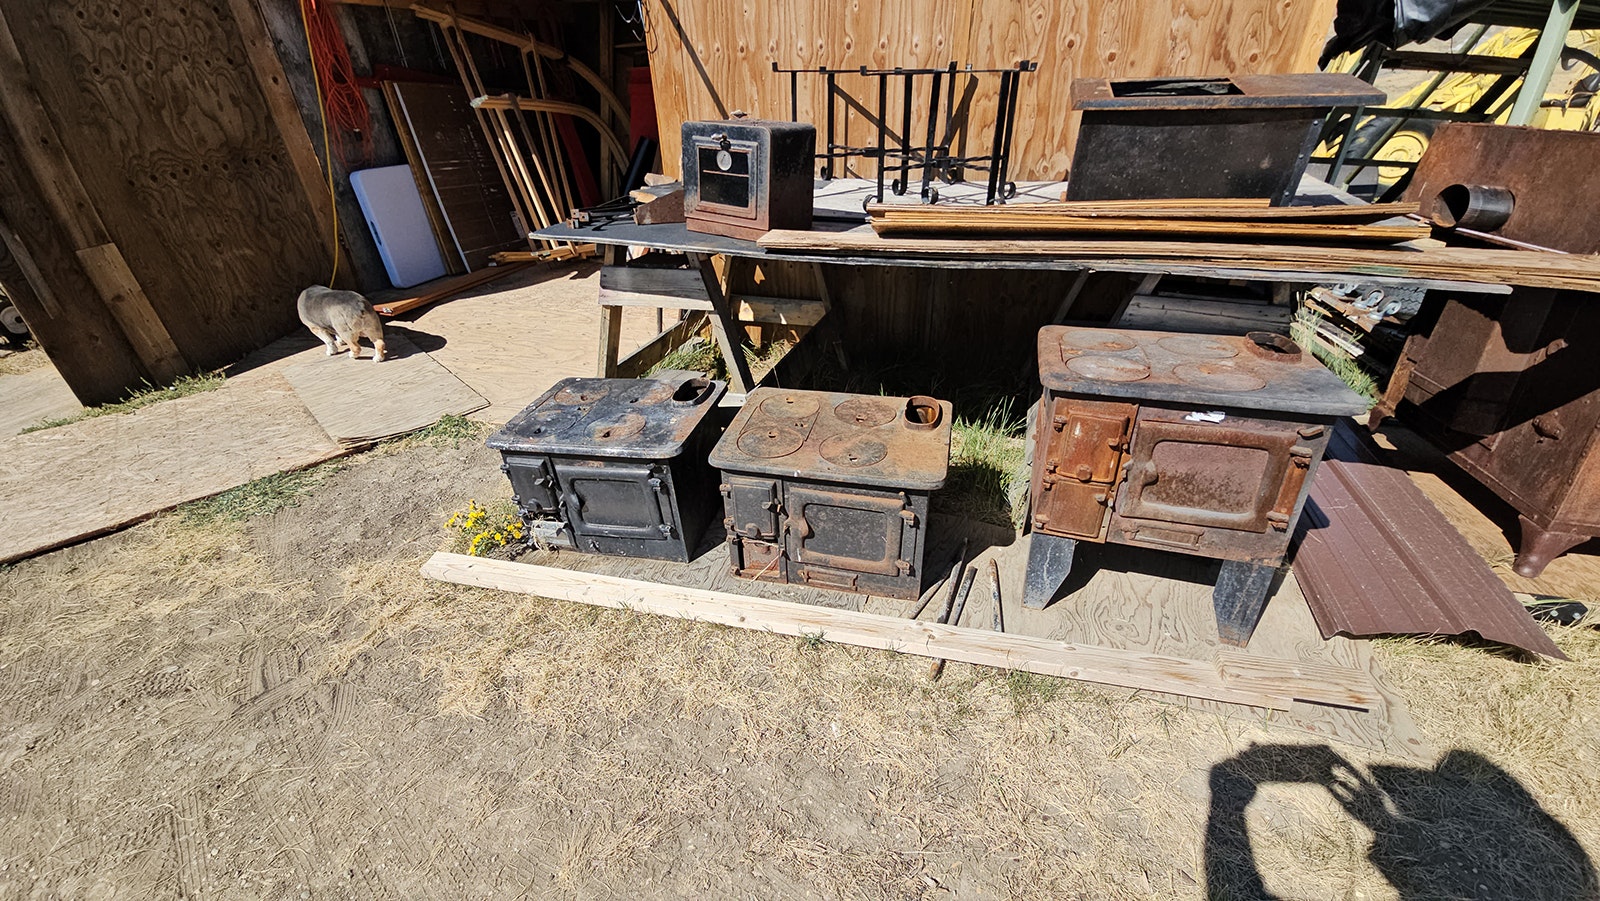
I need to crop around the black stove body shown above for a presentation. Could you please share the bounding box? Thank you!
[709,388,953,600]
[487,376,727,562]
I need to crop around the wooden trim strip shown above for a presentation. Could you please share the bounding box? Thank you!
[419,552,1381,710]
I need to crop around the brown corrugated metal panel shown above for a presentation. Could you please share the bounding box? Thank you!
[1292,422,1566,660]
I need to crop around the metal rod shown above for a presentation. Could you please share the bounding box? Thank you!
[898,69,914,194]
[875,71,888,202]
[988,558,1004,632]
[985,67,1014,204]
[927,563,979,680]
[920,68,943,199]
[907,537,968,620]
[825,71,836,179]
[1509,0,1582,125]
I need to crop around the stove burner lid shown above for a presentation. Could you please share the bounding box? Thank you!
[1037,325,1369,417]
[487,376,728,459]
[820,434,889,468]
[709,387,954,490]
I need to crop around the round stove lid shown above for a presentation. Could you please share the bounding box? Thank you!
[833,397,897,428]
[819,434,889,468]
[736,424,807,458]
[1173,360,1267,392]
[1061,329,1138,353]
[551,383,610,406]
[1157,335,1238,360]
[760,393,820,419]
[1067,354,1151,382]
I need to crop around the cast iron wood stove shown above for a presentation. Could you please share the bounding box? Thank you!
[486,376,727,562]
[1024,326,1368,645]
[709,388,953,599]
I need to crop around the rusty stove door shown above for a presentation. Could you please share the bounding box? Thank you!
[1112,409,1315,554]
[784,485,917,592]
[723,474,787,579]
[555,461,674,543]
[1031,397,1134,540]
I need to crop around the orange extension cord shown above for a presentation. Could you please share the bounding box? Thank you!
[299,0,373,284]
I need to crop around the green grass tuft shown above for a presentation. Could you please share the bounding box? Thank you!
[179,464,343,525]
[404,414,490,448]
[1291,310,1380,401]
[21,371,226,433]
[1004,669,1063,713]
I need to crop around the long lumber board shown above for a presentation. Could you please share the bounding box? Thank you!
[869,215,1428,243]
[869,200,1421,223]
[420,552,1380,711]
[757,229,1600,292]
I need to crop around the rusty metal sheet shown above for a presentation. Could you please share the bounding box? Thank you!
[1291,421,1566,660]
[1406,124,1600,254]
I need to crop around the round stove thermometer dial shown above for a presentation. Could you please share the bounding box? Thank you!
[716,149,733,171]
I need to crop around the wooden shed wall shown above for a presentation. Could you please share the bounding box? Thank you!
[642,0,1338,181]
[0,1,336,405]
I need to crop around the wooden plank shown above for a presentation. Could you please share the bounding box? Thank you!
[616,310,710,378]
[372,262,533,317]
[875,200,1419,221]
[867,207,1430,242]
[596,304,624,377]
[755,229,1600,292]
[381,81,466,277]
[733,294,827,327]
[419,553,1381,711]
[73,243,187,382]
[598,265,713,309]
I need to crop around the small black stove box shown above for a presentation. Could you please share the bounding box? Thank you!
[709,388,953,600]
[1065,73,1384,204]
[1023,326,1370,646]
[486,376,727,562]
[682,113,815,240]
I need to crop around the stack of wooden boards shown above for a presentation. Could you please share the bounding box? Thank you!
[866,198,1430,243]
[759,202,1600,292]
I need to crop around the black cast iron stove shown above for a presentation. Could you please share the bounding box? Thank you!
[709,388,953,599]
[487,376,727,562]
[1025,326,1369,645]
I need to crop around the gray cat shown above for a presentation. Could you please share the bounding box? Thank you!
[296,285,388,363]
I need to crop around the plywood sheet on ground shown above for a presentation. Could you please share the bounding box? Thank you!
[0,372,341,564]
[282,332,488,447]
[0,364,82,435]
[402,263,669,425]
[514,513,1423,757]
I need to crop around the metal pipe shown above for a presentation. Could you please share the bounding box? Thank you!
[1508,0,1583,125]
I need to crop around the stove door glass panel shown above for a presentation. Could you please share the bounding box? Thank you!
[1032,398,1133,539]
[555,462,671,541]
[694,139,758,219]
[786,486,908,577]
[1119,412,1298,532]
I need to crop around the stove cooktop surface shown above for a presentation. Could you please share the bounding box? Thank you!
[709,388,953,490]
[1037,326,1370,416]
[487,376,726,459]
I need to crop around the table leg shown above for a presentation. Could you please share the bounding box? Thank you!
[597,304,623,377]
[689,252,755,394]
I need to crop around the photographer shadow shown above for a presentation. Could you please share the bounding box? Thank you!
[1205,744,1597,900]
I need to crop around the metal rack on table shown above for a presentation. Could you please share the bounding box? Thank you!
[772,60,1038,206]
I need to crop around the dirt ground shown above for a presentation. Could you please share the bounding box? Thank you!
[1,426,1597,901]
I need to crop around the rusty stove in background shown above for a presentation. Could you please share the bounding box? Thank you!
[710,388,953,600]
[1024,326,1369,646]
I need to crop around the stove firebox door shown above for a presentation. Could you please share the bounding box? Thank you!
[785,485,916,590]
[1117,410,1306,534]
[555,461,674,542]
[723,475,785,578]
[1032,398,1134,540]
[502,454,560,518]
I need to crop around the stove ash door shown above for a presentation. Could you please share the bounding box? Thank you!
[554,460,676,544]
[723,475,787,579]
[1111,408,1320,559]
[784,485,920,594]
[1031,398,1135,541]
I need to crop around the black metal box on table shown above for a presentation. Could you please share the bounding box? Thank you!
[1064,74,1384,204]
[486,376,727,562]
[682,114,815,240]
[1024,327,1368,646]
[709,388,953,600]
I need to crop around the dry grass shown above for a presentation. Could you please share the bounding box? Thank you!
[0,345,49,376]
[2,438,1597,899]
[20,369,225,433]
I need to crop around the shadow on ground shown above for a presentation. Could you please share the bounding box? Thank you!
[1205,743,1599,900]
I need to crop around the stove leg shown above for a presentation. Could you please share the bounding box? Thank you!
[1514,515,1589,578]
[1023,533,1077,609]
[1213,561,1278,648]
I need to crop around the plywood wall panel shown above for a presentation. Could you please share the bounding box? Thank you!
[644,0,1337,181]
